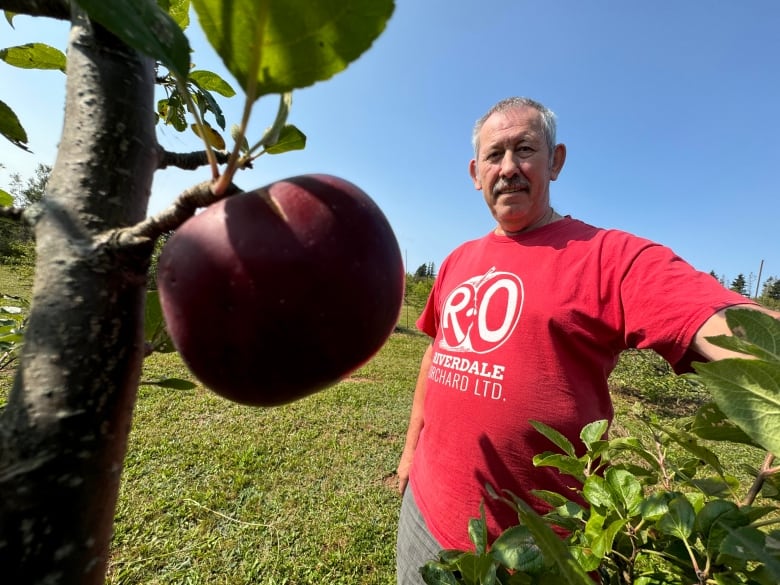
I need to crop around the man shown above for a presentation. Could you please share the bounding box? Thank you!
[395,96,779,584]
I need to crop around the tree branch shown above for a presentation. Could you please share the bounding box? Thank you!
[110,179,242,246]
[0,0,69,19]
[157,149,251,171]
[742,452,777,506]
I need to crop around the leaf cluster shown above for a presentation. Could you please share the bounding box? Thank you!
[422,309,780,585]
[0,293,27,372]
[157,68,237,149]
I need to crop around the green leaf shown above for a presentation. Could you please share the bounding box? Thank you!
[607,435,662,472]
[580,419,609,450]
[510,497,593,584]
[528,489,571,508]
[468,503,488,555]
[419,561,461,585]
[455,553,496,585]
[0,43,66,72]
[76,0,191,79]
[693,358,780,456]
[142,377,196,390]
[605,468,643,516]
[490,525,544,573]
[0,99,30,151]
[718,308,780,361]
[657,495,695,540]
[0,190,13,206]
[719,525,780,579]
[639,491,673,522]
[191,0,395,99]
[590,517,629,559]
[694,499,741,555]
[529,420,576,456]
[230,124,250,154]
[686,476,739,497]
[189,70,237,97]
[532,453,586,481]
[159,92,188,131]
[192,85,226,129]
[0,332,23,344]
[659,424,725,476]
[582,475,615,510]
[265,124,306,154]
[688,402,761,447]
[165,0,191,29]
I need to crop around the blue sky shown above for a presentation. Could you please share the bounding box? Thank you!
[2,1,779,293]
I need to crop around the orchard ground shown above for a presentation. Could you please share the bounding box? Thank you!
[0,264,765,584]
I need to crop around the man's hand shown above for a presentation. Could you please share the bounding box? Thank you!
[396,448,414,495]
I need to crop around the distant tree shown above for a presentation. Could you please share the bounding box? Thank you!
[9,163,51,207]
[708,270,727,286]
[414,263,429,278]
[413,261,436,279]
[708,270,726,286]
[0,163,49,262]
[730,273,748,296]
[763,276,780,301]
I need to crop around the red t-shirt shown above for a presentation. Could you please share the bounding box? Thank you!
[410,218,753,550]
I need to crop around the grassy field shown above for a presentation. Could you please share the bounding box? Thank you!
[0,265,770,584]
[107,326,425,585]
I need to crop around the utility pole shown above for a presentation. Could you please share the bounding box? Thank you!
[754,259,764,299]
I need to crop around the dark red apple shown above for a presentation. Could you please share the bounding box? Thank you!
[157,174,405,406]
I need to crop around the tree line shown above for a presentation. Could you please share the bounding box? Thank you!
[710,269,780,308]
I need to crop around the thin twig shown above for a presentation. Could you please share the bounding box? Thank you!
[741,452,776,506]
[183,498,276,528]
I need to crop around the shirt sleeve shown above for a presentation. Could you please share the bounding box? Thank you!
[618,241,756,372]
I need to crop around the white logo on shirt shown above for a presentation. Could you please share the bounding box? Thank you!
[439,267,523,354]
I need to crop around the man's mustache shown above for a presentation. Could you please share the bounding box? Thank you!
[493,177,529,196]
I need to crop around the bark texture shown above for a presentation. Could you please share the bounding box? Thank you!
[0,9,158,583]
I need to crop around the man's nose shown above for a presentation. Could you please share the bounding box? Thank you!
[499,151,520,177]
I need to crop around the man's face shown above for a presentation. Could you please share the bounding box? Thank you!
[469,106,565,235]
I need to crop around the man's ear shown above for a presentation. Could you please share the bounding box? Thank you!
[550,144,566,181]
[469,159,482,190]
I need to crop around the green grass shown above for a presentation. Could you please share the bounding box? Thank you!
[0,261,33,300]
[0,262,774,583]
[107,329,428,584]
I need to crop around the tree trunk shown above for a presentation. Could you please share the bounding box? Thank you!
[0,10,157,584]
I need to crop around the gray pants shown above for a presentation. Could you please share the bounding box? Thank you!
[396,485,444,585]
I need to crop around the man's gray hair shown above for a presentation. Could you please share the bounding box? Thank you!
[471,97,558,158]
